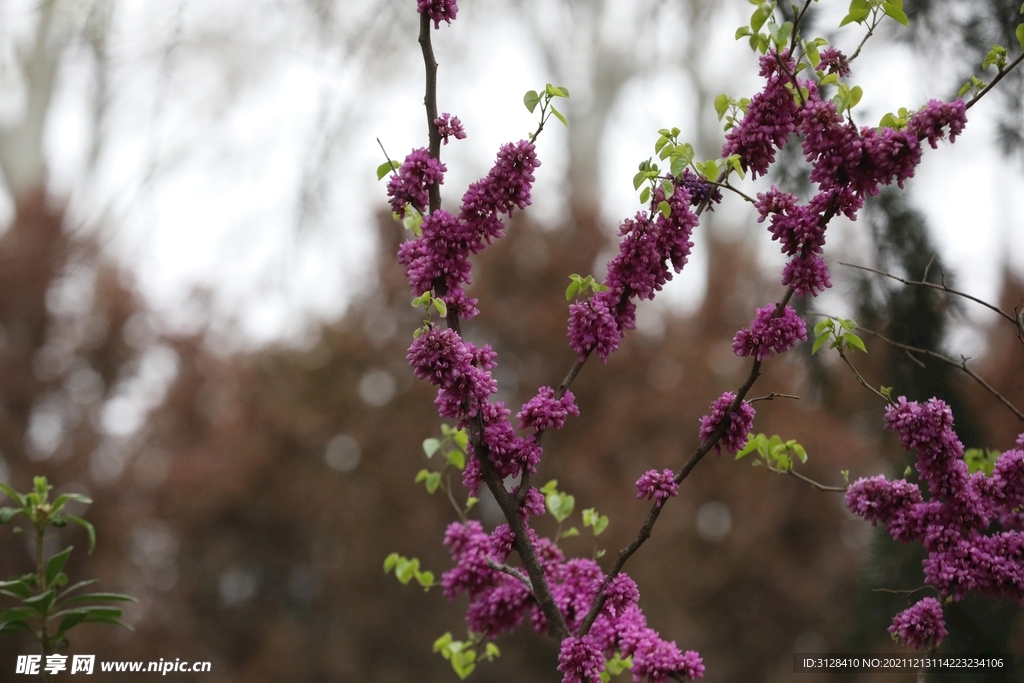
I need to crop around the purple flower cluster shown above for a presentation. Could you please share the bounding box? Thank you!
[557,636,604,683]
[518,387,580,431]
[846,396,1024,645]
[398,139,540,320]
[699,392,756,455]
[441,520,702,681]
[818,47,851,77]
[722,51,802,177]
[888,598,948,650]
[434,113,466,144]
[417,0,457,28]
[387,148,446,216]
[679,169,723,211]
[567,182,698,363]
[635,469,679,507]
[732,50,968,298]
[732,304,807,361]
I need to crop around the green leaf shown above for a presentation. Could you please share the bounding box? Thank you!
[819,72,839,87]
[451,650,476,679]
[433,297,448,318]
[1017,23,1024,51]
[395,557,420,585]
[812,333,830,354]
[465,496,478,511]
[582,508,597,527]
[566,280,581,301]
[639,187,651,205]
[658,201,671,219]
[55,592,136,608]
[376,160,399,181]
[55,610,90,637]
[485,642,500,659]
[425,473,442,494]
[751,5,772,32]
[735,26,752,39]
[844,332,867,353]
[882,1,909,26]
[541,480,559,495]
[524,90,540,113]
[550,106,568,127]
[0,482,25,507]
[434,632,454,654]
[24,589,56,614]
[593,515,609,536]
[560,527,580,539]
[848,85,863,108]
[714,94,730,120]
[0,620,30,635]
[658,143,674,161]
[56,579,97,601]
[0,507,20,523]
[384,553,401,572]
[2,607,36,622]
[423,438,441,458]
[446,449,466,470]
[736,433,760,459]
[0,578,32,599]
[415,469,430,484]
[813,319,831,336]
[415,570,434,589]
[633,172,646,191]
[46,546,73,586]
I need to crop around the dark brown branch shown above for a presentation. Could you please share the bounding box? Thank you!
[486,558,532,592]
[748,392,800,404]
[839,261,1018,327]
[418,13,442,213]
[856,326,1024,421]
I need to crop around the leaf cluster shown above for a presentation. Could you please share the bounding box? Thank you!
[0,478,134,650]
[433,632,500,680]
[737,433,809,472]
[812,317,867,355]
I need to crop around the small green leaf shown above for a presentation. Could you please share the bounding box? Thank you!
[904,466,913,477]
[751,5,772,32]
[24,589,56,614]
[582,508,597,527]
[446,449,466,470]
[812,333,830,354]
[633,171,647,191]
[415,469,430,484]
[425,473,442,494]
[65,515,96,554]
[561,527,580,539]
[395,557,420,584]
[714,94,730,120]
[593,515,609,536]
[376,160,399,181]
[465,497,478,511]
[524,90,540,113]
[434,632,454,654]
[819,72,839,87]
[0,507,20,524]
[46,546,73,586]
[735,26,752,39]
[541,480,559,495]
[1017,23,1024,51]
[658,201,671,219]
[485,642,501,658]
[433,297,448,318]
[844,332,867,353]
[736,433,760,459]
[415,570,434,589]
[566,280,580,301]
[882,1,909,26]
[813,319,831,336]
[550,106,568,127]
[639,187,651,205]
[0,482,25,507]
[423,438,441,458]
[848,85,863,108]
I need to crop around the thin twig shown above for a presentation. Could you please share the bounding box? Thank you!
[838,349,892,405]
[748,392,801,404]
[839,261,1018,327]
[417,13,442,213]
[706,178,756,204]
[376,138,398,177]
[967,50,1024,111]
[781,468,847,493]
[486,559,533,592]
[848,13,881,63]
[854,326,1024,421]
[443,472,467,523]
[789,0,814,55]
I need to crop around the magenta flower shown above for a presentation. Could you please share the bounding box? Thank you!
[635,469,679,507]
[417,0,458,28]
[888,598,948,649]
[699,392,756,455]
[732,305,807,361]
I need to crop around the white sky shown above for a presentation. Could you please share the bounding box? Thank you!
[4,0,1022,350]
